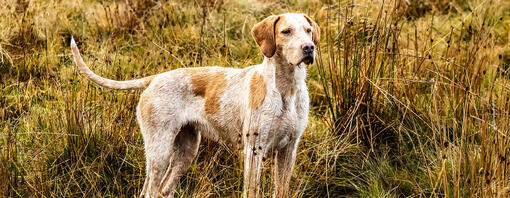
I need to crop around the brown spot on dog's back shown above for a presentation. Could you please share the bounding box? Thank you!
[184,68,227,114]
[249,72,266,110]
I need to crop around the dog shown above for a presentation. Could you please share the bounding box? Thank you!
[70,13,319,198]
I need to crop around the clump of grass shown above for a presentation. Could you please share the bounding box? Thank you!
[315,0,509,196]
[1,0,509,197]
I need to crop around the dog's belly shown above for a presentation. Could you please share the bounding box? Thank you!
[199,112,244,146]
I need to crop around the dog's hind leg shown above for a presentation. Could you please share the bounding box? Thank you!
[137,92,183,197]
[159,124,201,198]
[140,125,178,198]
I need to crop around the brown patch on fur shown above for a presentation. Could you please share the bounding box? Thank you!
[249,72,267,110]
[139,94,156,126]
[184,68,227,114]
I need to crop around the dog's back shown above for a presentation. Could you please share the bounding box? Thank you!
[138,66,256,145]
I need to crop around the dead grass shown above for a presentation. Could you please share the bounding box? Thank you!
[1,0,509,197]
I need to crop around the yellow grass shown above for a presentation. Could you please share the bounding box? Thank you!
[1,0,509,197]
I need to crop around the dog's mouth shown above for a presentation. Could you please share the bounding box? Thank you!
[301,55,314,65]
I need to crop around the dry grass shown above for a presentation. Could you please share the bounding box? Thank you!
[1,0,509,197]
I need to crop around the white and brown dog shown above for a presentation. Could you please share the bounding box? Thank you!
[70,13,319,198]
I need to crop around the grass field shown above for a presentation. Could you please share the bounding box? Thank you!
[1,0,509,197]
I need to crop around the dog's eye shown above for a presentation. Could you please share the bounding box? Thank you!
[306,29,312,33]
[282,29,291,35]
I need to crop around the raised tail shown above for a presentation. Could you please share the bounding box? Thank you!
[70,37,154,90]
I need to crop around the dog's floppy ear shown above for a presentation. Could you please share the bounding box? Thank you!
[251,15,280,58]
[304,14,320,45]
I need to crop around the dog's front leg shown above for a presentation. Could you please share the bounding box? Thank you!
[243,142,264,198]
[273,139,299,198]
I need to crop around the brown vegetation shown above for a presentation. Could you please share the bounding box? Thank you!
[1,0,509,197]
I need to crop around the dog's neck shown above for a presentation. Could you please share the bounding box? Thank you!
[262,56,306,99]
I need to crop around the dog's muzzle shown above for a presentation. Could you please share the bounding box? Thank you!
[301,43,315,65]
[302,54,314,65]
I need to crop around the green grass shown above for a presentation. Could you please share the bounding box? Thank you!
[1,0,509,197]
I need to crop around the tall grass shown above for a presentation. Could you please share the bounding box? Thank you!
[1,0,509,197]
[315,0,509,196]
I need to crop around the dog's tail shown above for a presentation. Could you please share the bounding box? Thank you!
[70,37,154,90]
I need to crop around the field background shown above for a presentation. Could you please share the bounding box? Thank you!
[1,0,509,197]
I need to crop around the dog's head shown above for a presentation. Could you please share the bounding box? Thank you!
[251,13,320,66]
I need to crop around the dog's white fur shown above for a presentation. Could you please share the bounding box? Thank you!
[70,13,319,198]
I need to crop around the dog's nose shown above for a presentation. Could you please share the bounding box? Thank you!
[302,43,315,53]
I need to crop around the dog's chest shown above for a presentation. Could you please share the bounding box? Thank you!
[268,86,309,148]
